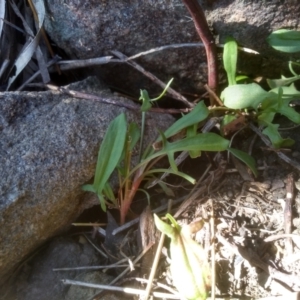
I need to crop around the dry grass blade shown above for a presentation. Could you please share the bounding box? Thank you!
[6,0,46,90]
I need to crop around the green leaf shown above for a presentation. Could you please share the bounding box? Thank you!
[157,101,209,141]
[267,29,300,53]
[221,83,269,109]
[132,133,229,179]
[186,124,201,158]
[82,113,127,211]
[228,148,258,177]
[267,75,300,89]
[127,122,141,151]
[139,89,152,111]
[154,213,176,238]
[262,123,295,148]
[103,182,117,206]
[223,37,238,85]
[258,111,276,125]
[82,184,96,193]
[146,168,196,184]
[139,78,174,111]
[151,78,174,101]
[154,133,229,173]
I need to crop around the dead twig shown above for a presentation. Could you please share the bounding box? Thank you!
[45,84,191,114]
[284,173,295,255]
[111,50,193,108]
[249,123,300,171]
[216,233,300,290]
[143,200,173,300]
[62,279,181,299]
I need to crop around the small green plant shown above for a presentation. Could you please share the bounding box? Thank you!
[83,80,256,224]
[154,214,210,300]
[220,34,300,148]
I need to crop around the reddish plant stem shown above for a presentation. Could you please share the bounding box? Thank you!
[120,173,144,225]
[181,0,218,105]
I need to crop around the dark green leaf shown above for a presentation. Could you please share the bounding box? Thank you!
[228,148,258,177]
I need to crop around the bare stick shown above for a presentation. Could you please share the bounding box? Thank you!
[45,84,191,114]
[62,279,180,299]
[284,173,295,255]
[111,50,193,108]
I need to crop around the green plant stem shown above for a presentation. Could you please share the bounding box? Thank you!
[181,0,218,105]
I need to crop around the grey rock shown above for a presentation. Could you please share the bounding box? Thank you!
[0,76,174,284]
[44,0,300,96]
[12,237,120,300]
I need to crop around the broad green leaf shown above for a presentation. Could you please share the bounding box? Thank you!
[228,148,258,177]
[262,124,295,148]
[267,29,300,53]
[223,37,238,85]
[154,214,210,300]
[157,101,209,141]
[221,83,269,109]
[82,113,127,211]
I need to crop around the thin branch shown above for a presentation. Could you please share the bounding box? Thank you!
[45,84,191,114]
[181,0,218,105]
[111,50,193,108]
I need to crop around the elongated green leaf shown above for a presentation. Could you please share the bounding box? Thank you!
[139,78,174,111]
[223,37,238,85]
[267,29,300,53]
[186,124,201,158]
[146,168,196,184]
[103,182,117,206]
[151,78,174,101]
[82,113,127,211]
[131,133,229,177]
[228,148,258,177]
[157,101,209,141]
[221,83,269,109]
